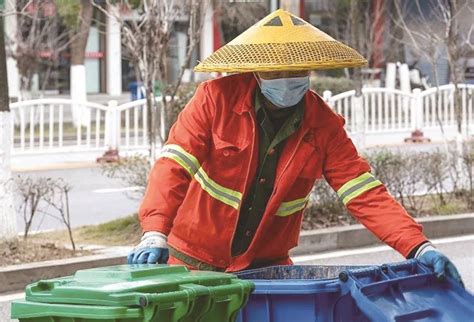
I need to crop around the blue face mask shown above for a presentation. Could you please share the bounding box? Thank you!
[257,75,310,108]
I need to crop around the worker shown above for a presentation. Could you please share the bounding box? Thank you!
[128,9,463,286]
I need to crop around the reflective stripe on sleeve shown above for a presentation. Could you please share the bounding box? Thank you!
[160,144,242,210]
[337,172,383,205]
[160,144,200,176]
[276,192,312,217]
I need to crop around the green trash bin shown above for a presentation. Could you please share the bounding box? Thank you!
[11,265,254,322]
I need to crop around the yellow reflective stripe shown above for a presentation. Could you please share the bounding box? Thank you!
[160,152,194,176]
[194,169,242,210]
[337,172,383,205]
[337,172,373,197]
[276,192,311,217]
[160,144,200,175]
[160,144,242,210]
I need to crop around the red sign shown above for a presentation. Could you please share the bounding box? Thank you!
[85,52,104,59]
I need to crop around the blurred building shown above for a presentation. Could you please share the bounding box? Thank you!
[4,0,473,99]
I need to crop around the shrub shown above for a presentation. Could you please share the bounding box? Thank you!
[459,141,474,210]
[303,180,353,230]
[101,155,151,200]
[310,76,355,95]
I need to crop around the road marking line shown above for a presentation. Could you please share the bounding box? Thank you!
[430,234,474,244]
[93,186,141,193]
[293,234,474,263]
[0,292,24,302]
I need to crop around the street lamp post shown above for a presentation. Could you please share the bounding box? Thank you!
[0,0,18,240]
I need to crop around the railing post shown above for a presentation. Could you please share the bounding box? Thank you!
[411,88,424,130]
[97,100,120,163]
[114,101,121,151]
[323,90,332,102]
[353,95,366,149]
[404,88,430,143]
[417,90,425,132]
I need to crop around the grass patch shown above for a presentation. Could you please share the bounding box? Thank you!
[33,214,142,247]
[76,214,141,246]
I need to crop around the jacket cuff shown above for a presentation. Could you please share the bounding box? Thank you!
[140,215,172,235]
[406,240,431,259]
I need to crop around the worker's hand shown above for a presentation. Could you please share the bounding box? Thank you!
[127,231,169,264]
[416,244,463,288]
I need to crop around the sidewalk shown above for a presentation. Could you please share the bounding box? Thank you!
[10,141,449,172]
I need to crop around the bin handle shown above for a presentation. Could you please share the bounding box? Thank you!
[140,289,193,307]
[111,289,194,308]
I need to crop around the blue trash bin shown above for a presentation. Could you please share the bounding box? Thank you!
[128,81,144,101]
[236,260,474,322]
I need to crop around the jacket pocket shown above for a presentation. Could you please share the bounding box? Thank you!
[206,133,250,192]
[212,133,245,156]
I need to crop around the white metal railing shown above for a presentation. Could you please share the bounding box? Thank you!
[10,99,110,154]
[325,88,415,133]
[420,84,474,130]
[323,84,474,139]
[8,84,474,157]
[9,98,167,156]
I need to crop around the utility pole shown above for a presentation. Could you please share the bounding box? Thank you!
[0,0,17,240]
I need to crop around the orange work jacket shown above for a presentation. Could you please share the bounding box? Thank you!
[139,73,427,272]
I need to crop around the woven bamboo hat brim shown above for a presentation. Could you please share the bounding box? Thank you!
[195,9,367,73]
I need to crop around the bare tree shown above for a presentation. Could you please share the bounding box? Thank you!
[391,0,474,136]
[215,0,267,43]
[5,1,71,98]
[14,176,53,240]
[43,179,75,251]
[101,155,151,200]
[94,0,207,160]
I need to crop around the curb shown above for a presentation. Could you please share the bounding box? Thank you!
[0,253,125,294]
[1,213,473,294]
[290,213,474,256]
[12,161,99,173]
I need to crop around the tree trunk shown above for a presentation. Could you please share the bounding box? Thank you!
[145,81,157,161]
[64,190,76,252]
[0,15,17,241]
[70,0,93,66]
[350,0,362,96]
[70,0,93,126]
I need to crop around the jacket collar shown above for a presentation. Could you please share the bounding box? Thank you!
[232,73,258,115]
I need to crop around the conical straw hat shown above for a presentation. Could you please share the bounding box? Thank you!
[195,9,367,73]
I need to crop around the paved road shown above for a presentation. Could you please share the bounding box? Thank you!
[14,167,141,233]
[1,235,472,321]
[11,141,452,234]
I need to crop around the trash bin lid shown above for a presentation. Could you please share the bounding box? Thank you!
[24,264,244,307]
